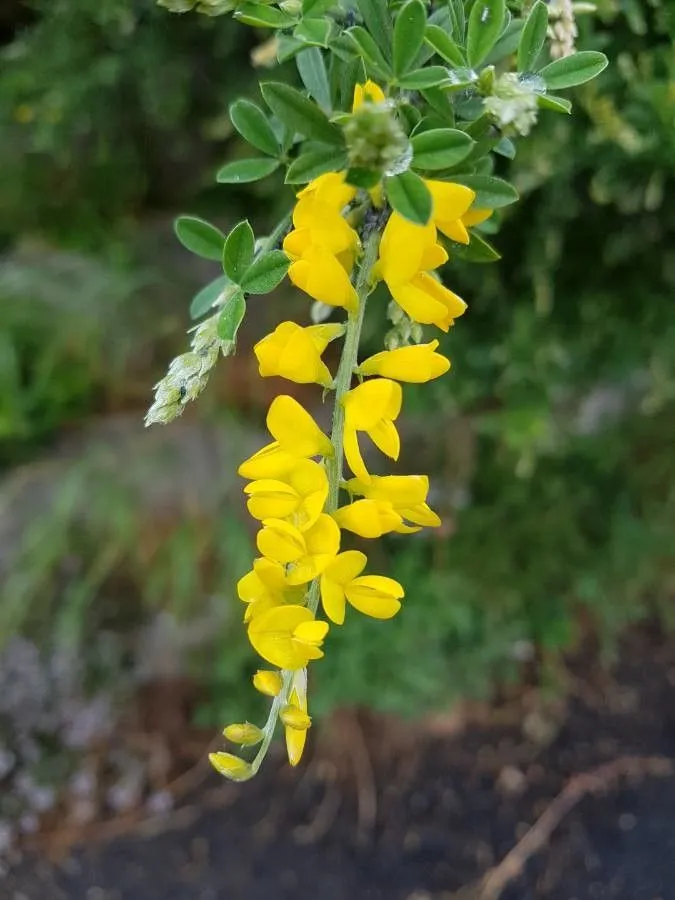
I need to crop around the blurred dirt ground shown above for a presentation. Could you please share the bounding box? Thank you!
[7,627,675,900]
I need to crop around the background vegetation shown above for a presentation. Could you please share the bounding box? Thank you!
[0,0,673,841]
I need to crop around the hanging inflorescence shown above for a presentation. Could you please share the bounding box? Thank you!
[148,0,608,779]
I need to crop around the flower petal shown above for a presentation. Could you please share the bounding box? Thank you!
[343,425,371,484]
[345,575,403,619]
[267,395,333,458]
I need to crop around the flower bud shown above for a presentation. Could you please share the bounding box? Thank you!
[343,104,409,177]
[223,722,264,746]
[208,752,253,781]
[280,704,312,731]
[252,669,283,697]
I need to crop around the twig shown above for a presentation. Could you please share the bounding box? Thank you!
[476,755,674,900]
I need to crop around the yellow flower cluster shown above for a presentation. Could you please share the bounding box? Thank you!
[211,83,492,780]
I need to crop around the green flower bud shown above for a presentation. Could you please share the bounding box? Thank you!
[343,104,410,179]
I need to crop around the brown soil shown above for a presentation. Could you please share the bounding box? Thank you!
[7,627,675,900]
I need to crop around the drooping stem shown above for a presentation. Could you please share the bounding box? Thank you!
[324,228,381,514]
[246,228,381,777]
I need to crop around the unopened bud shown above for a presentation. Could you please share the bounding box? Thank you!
[280,704,312,731]
[209,751,253,781]
[343,104,409,177]
[252,669,282,697]
[223,722,264,746]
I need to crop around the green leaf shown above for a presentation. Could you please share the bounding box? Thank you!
[446,0,465,41]
[261,82,343,145]
[229,100,279,157]
[217,289,247,348]
[294,19,332,49]
[517,0,548,72]
[285,146,348,182]
[303,0,334,14]
[494,135,516,159]
[335,56,367,109]
[424,24,466,67]
[393,0,427,77]
[540,51,609,90]
[355,0,393,62]
[484,16,523,65]
[240,250,290,294]
[386,171,432,225]
[345,167,381,189]
[537,94,572,114]
[190,274,230,320]
[174,216,225,261]
[451,231,501,263]
[223,220,255,283]
[277,35,305,63]
[345,27,392,78]
[455,174,518,208]
[411,128,474,170]
[296,47,332,111]
[398,66,450,90]
[466,0,505,68]
[234,3,296,27]
[216,157,280,184]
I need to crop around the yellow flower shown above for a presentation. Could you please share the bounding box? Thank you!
[356,339,450,383]
[284,197,359,259]
[238,442,297,481]
[378,213,467,332]
[247,605,329,669]
[352,79,386,111]
[237,557,303,621]
[254,321,344,387]
[284,669,309,766]
[297,171,356,212]
[320,550,404,623]
[333,498,402,538]
[288,246,359,312]
[268,395,333,458]
[252,669,283,697]
[462,207,493,228]
[209,751,252,781]
[244,459,329,530]
[345,474,441,532]
[256,513,341,584]
[238,395,333,480]
[424,179,476,245]
[342,378,402,483]
[223,722,264,746]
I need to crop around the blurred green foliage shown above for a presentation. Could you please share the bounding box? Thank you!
[1,0,674,731]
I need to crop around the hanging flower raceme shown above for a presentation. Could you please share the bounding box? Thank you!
[151,0,609,785]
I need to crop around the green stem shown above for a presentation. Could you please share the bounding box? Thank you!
[245,228,381,778]
[311,227,381,608]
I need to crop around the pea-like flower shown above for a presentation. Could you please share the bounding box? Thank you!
[256,513,341,584]
[254,321,344,387]
[345,474,441,532]
[288,246,360,312]
[247,605,329,669]
[237,557,304,621]
[238,395,333,480]
[352,79,386,110]
[378,213,467,332]
[296,171,356,211]
[356,339,450,383]
[284,669,310,766]
[342,378,402,483]
[320,550,404,624]
[333,498,402,538]
[244,458,329,529]
[425,179,476,245]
